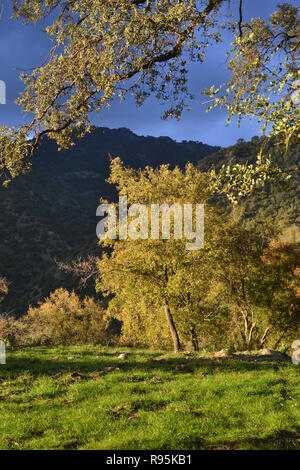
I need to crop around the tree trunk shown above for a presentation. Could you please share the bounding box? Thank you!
[164,301,180,352]
[190,326,199,352]
[260,326,271,349]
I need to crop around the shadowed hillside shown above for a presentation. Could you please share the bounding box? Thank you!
[0,127,219,315]
[1,129,299,316]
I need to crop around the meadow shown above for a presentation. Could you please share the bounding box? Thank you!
[0,346,299,450]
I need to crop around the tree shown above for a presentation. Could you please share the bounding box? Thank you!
[212,220,300,350]
[1,1,298,186]
[204,3,299,204]
[206,3,300,150]
[261,241,300,349]
[211,222,270,350]
[96,157,221,352]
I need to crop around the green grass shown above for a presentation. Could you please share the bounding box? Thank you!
[0,346,299,450]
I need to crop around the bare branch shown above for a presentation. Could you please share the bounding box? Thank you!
[57,255,99,287]
[238,0,243,37]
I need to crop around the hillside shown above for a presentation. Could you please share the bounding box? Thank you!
[0,127,219,315]
[198,137,300,241]
[1,129,299,316]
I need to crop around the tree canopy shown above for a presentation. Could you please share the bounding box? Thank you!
[96,158,300,352]
[206,3,300,150]
[0,1,299,186]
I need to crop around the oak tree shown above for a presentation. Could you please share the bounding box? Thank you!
[1,1,298,187]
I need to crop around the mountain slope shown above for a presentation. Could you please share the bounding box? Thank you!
[1,129,298,316]
[0,127,219,315]
[198,137,300,240]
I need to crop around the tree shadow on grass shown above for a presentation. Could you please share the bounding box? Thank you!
[157,429,300,450]
[1,350,292,378]
[202,428,300,451]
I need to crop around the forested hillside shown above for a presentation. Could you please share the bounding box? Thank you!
[199,137,300,242]
[0,128,299,316]
[0,127,219,315]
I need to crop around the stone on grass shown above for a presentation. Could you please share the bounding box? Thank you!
[118,353,128,360]
[212,349,228,358]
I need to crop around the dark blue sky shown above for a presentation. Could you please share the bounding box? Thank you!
[0,0,296,146]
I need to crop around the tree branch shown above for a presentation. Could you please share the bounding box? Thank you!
[238,0,243,37]
[26,0,225,153]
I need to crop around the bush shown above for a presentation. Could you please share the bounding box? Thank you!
[0,289,114,347]
[0,315,26,347]
[23,289,112,346]
[0,276,8,304]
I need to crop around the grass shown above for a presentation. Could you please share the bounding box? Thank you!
[0,345,299,450]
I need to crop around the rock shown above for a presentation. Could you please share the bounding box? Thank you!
[259,349,287,359]
[212,349,227,358]
[152,375,162,382]
[118,353,128,360]
[91,370,103,378]
[260,348,273,355]
[259,349,289,361]
[69,372,89,381]
[50,371,62,379]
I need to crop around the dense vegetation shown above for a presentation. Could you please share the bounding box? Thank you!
[1,129,299,317]
[1,140,300,351]
[95,155,299,352]
[0,129,299,353]
[0,127,218,315]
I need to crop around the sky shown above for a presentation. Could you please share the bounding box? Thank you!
[0,0,296,147]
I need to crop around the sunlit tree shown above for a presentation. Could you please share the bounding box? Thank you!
[0,1,298,187]
[96,157,222,352]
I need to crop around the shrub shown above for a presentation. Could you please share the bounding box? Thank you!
[0,276,8,303]
[22,289,112,346]
[0,315,26,347]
